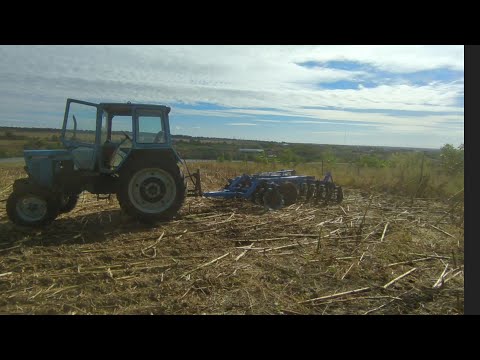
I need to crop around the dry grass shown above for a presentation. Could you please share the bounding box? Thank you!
[199,160,464,200]
[0,162,464,315]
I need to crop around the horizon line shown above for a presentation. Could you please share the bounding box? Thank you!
[0,124,443,150]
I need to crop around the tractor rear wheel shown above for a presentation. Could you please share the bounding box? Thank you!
[279,182,298,206]
[117,162,186,223]
[6,180,60,227]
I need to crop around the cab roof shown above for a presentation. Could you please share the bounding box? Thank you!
[99,102,171,116]
[66,98,171,116]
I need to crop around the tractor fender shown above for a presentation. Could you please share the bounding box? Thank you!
[117,148,181,172]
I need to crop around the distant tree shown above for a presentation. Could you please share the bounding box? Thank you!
[254,152,269,164]
[440,143,464,175]
[278,148,298,165]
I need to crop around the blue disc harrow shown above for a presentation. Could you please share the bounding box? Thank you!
[202,169,343,210]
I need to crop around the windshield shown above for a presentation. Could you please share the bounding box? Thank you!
[64,102,98,144]
[136,109,166,144]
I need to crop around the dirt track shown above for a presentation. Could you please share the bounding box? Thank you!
[0,168,464,315]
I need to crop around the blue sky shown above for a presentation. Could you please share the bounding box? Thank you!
[0,45,464,148]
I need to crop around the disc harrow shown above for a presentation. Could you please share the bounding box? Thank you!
[202,169,343,210]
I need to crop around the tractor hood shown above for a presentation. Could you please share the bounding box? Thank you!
[24,149,73,188]
[24,149,71,160]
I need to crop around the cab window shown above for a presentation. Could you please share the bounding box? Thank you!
[137,110,166,144]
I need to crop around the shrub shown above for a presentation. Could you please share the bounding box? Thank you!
[357,154,387,168]
[440,143,464,175]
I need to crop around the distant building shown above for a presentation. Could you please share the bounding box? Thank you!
[239,149,264,153]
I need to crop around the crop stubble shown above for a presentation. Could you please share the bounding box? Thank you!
[0,164,464,314]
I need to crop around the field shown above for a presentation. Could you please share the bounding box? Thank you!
[0,161,464,315]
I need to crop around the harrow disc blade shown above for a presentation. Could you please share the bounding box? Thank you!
[263,187,284,210]
[305,184,316,202]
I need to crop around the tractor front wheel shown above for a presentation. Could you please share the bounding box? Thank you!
[117,163,185,223]
[59,194,80,213]
[6,180,60,227]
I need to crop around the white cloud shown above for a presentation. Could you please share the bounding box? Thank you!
[0,45,464,147]
[281,45,464,73]
[294,121,376,127]
[252,119,283,123]
[226,123,257,126]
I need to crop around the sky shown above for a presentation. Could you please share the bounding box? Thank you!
[0,45,464,149]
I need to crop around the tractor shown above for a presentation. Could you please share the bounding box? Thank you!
[6,98,188,226]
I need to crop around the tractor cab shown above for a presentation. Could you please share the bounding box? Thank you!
[61,99,173,174]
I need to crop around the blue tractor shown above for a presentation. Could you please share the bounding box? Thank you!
[7,99,188,226]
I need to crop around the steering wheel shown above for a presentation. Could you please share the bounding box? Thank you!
[122,131,132,142]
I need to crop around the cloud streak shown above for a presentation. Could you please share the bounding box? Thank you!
[227,123,258,126]
[0,45,464,148]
